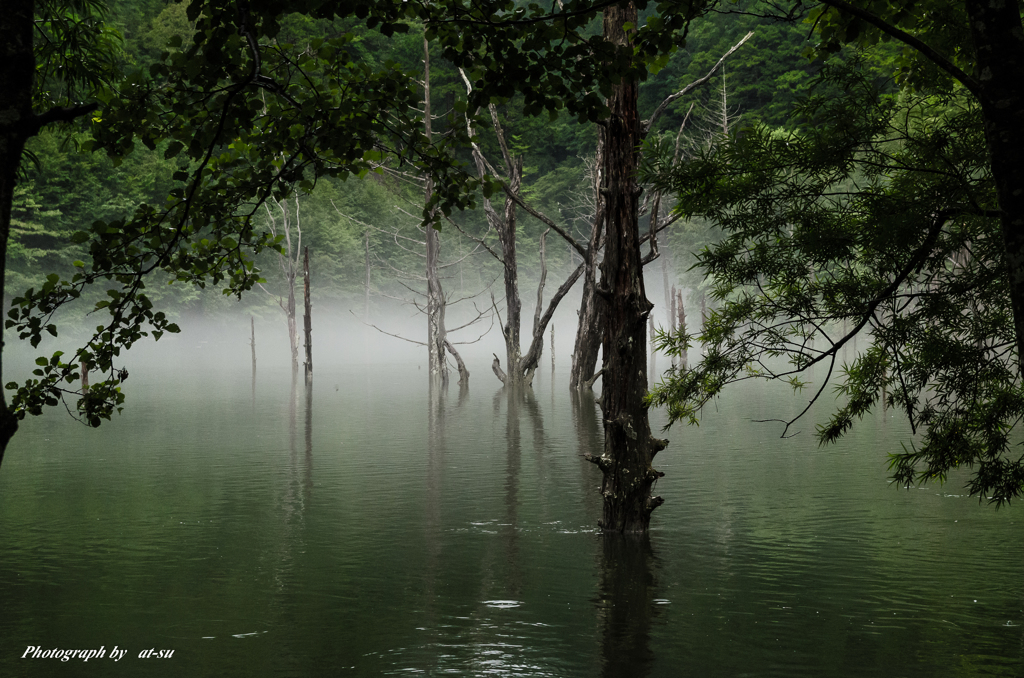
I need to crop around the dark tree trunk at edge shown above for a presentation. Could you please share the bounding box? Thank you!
[0,0,34,467]
[964,0,1024,376]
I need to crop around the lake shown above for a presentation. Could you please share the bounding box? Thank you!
[1,354,1021,677]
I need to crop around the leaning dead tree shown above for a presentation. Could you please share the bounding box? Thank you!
[456,71,584,388]
[333,37,489,385]
[334,203,489,386]
[258,193,303,372]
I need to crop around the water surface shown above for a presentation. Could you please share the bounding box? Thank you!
[1,361,1021,677]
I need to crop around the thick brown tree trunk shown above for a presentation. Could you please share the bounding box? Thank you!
[586,2,667,533]
[964,0,1024,375]
[0,0,33,467]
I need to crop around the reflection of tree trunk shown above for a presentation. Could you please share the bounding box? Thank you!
[502,386,522,597]
[571,388,603,527]
[424,375,445,649]
[588,3,666,533]
[289,368,298,462]
[304,375,313,498]
[597,535,657,678]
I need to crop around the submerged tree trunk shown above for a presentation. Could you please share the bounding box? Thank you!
[585,2,667,534]
[250,316,257,372]
[551,323,555,372]
[570,241,605,390]
[497,156,526,386]
[286,268,298,371]
[303,246,312,381]
[459,84,581,388]
[445,339,469,385]
[668,285,677,367]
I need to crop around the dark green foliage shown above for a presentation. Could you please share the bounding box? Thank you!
[645,55,1023,502]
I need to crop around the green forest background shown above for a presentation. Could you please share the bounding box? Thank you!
[14,0,833,334]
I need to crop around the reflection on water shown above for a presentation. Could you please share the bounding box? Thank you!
[0,363,1022,677]
[598,534,656,678]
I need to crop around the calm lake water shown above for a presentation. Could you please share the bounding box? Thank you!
[1,358,1022,677]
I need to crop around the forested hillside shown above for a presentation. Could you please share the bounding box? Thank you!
[12,0,818,325]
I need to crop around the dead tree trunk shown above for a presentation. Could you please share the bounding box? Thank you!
[250,316,257,370]
[259,194,302,371]
[423,36,447,387]
[584,2,667,534]
[458,76,582,387]
[550,323,555,372]
[569,143,606,390]
[497,155,526,386]
[286,270,298,371]
[676,288,687,370]
[445,339,469,385]
[303,246,312,381]
[669,284,678,367]
[364,229,371,322]
[648,314,655,383]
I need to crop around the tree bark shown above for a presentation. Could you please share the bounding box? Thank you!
[286,268,298,371]
[963,0,1024,376]
[0,0,34,467]
[423,37,447,387]
[445,339,469,385]
[570,139,606,391]
[586,2,667,534]
[550,323,555,372]
[498,156,525,385]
